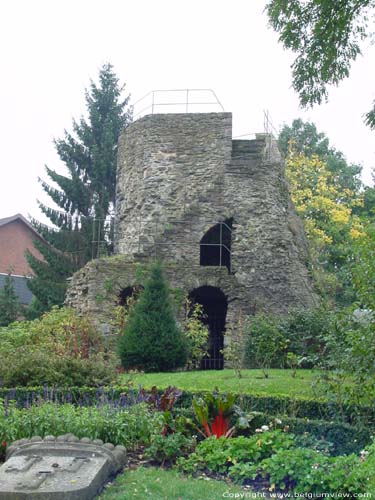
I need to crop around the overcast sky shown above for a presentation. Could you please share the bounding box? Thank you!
[1,0,375,223]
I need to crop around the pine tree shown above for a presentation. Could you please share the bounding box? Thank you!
[27,63,132,313]
[0,272,21,326]
[118,261,187,372]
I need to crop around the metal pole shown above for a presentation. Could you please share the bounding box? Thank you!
[97,220,101,258]
[138,217,141,253]
[155,221,157,258]
[186,89,189,113]
[92,218,95,260]
[219,223,222,267]
[151,91,155,114]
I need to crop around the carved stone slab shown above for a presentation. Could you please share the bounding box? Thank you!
[0,434,127,499]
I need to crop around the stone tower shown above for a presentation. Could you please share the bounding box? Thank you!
[66,112,318,369]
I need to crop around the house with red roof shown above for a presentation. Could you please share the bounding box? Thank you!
[0,214,44,305]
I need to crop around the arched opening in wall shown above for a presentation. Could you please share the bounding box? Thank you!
[200,218,233,272]
[189,286,228,370]
[118,286,142,307]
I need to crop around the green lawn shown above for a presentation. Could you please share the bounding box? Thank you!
[122,369,318,398]
[98,466,248,499]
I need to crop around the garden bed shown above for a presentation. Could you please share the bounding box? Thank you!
[1,385,374,497]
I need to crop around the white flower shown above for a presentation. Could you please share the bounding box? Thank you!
[261,425,269,432]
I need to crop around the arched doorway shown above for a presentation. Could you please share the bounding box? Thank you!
[189,286,228,370]
[200,219,233,272]
[118,285,142,306]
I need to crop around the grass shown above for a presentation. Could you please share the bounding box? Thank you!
[98,466,247,499]
[122,369,318,398]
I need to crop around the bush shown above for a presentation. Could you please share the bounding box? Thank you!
[244,307,340,371]
[118,261,187,372]
[0,400,164,459]
[177,431,294,475]
[244,314,288,373]
[177,428,375,494]
[255,445,375,494]
[0,307,117,387]
[237,413,370,456]
[183,299,208,370]
[144,432,195,464]
[280,306,335,368]
[313,307,375,411]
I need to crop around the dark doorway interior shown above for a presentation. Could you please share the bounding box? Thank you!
[118,286,142,306]
[189,286,228,370]
[200,218,233,272]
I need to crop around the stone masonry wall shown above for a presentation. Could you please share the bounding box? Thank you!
[115,113,232,262]
[66,112,319,352]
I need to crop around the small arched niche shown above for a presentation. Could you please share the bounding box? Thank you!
[189,286,228,370]
[200,218,233,272]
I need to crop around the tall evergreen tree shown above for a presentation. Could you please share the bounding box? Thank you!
[27,63,132,312]
[0,272,21,326]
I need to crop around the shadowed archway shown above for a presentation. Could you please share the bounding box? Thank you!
[189,286,228,370]
[118,285,142,306]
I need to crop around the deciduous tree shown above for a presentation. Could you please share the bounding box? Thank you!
[266,0,375,127]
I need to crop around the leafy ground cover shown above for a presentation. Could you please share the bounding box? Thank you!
[123,369,317,397]
[98,466,247,499]
[0,401,164,460]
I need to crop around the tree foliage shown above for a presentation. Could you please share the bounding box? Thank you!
[279,118,362,196]
[26,238,77,310]
[350,225,375,309]
[266,0,375,127]
[27,63,131,313]
[118,261,187,373]
[287,149,364,302]
[0,272,21,326]
[280,119,367,304]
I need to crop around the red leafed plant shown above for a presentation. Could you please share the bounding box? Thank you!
[140,386,183,435]
[192,390,237,438]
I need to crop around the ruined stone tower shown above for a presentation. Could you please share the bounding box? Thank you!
[66,111,318,368]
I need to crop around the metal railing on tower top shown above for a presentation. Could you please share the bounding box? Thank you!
[133,89,225,119]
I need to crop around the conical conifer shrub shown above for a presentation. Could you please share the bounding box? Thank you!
[118,261,187,372]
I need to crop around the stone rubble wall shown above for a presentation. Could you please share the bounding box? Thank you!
[115,113,232,261]
[66,112,319,343]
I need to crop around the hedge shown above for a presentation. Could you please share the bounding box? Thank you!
[235,412,371,456]
[284,417,371,456]
[176,390,375,428]
[1,385,374,428]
